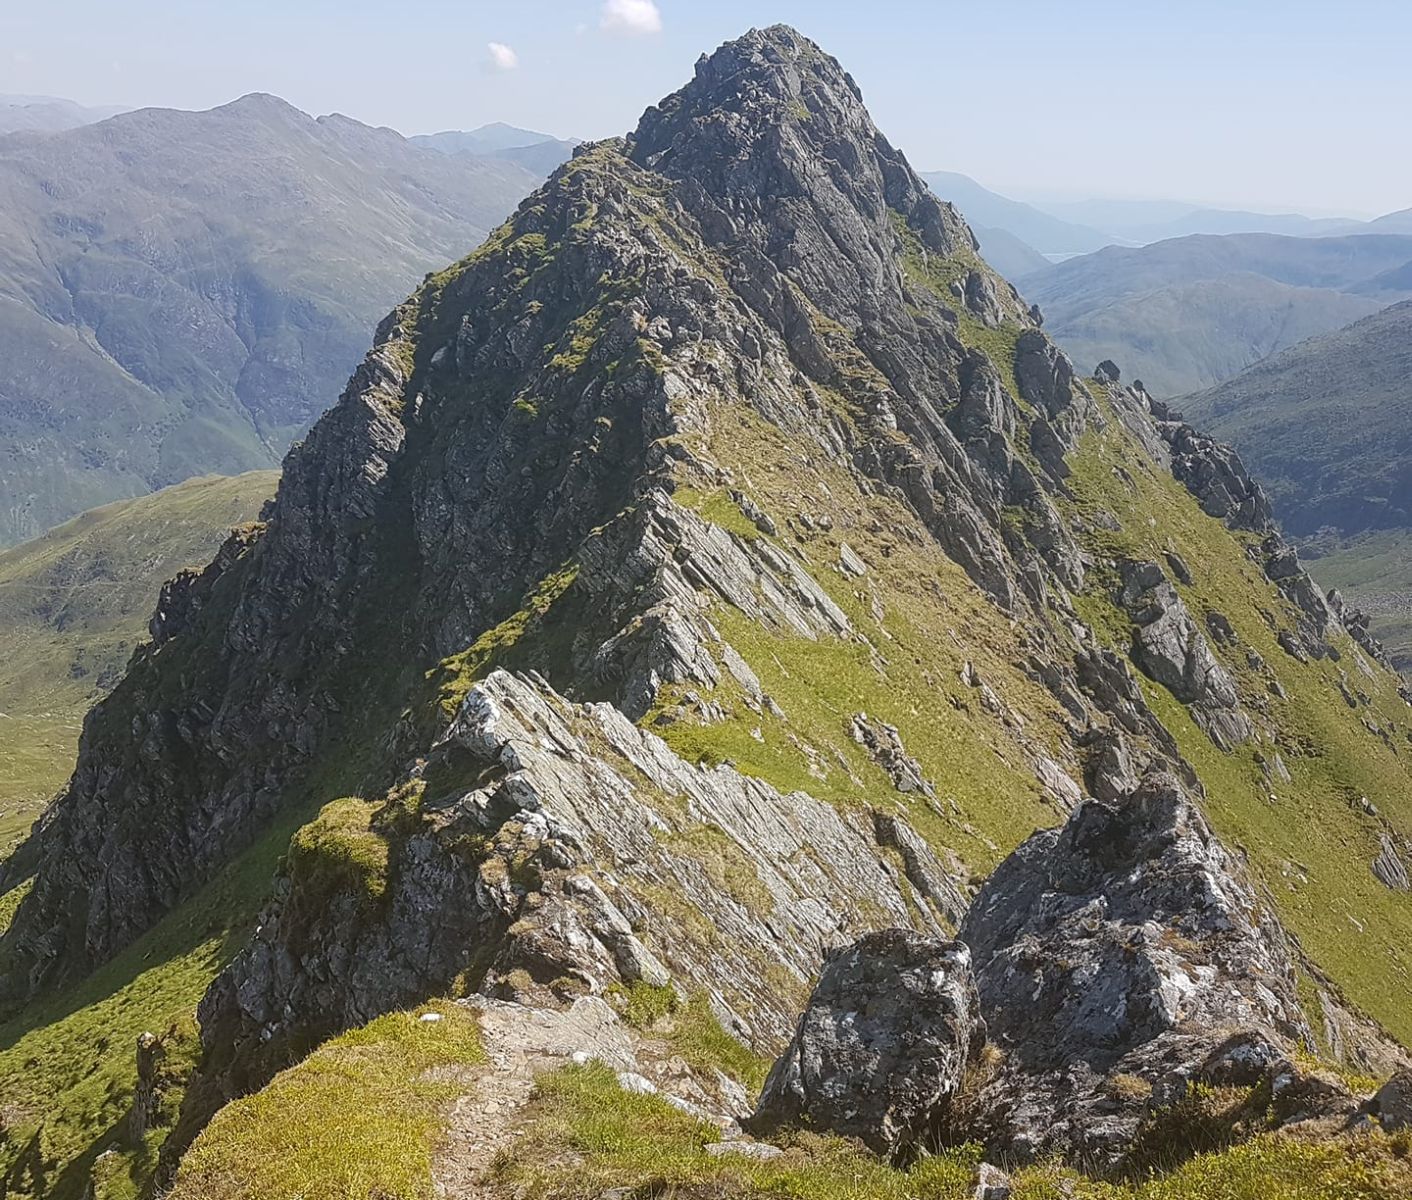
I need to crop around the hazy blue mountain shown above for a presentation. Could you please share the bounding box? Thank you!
[921,171,1114,256]
[1369,208,1412,234]
[413,121,560,154]
[0,94,127,134]
[972,224,1051,280]
[412,122,579,175]
[1034,196,1364,244]
[0,94,538,545]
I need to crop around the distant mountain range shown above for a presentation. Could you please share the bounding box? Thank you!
[924,170,1408,266]
[0,94,128,134]
[0,95,540,545]
[412,121,580,175]
[1020,232,1412,395]
[921,172,1113,258]
[1183,300,1412,539]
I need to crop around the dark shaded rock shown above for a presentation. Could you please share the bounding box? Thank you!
[750,929,984,1159]
[1095,359,1121,384]
[1278,629,1309,663]
[1205,610,1235,645]
[1163,550,1192,586]
[1160,423,1274,533]
[128,1032,164,1144]
[1371,1069,1412,1131]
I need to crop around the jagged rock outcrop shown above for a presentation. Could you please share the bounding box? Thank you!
[959,772,1312,1168]
[1161,422,1275,533]
[749,929,984,1159]
[1373,834,1411,891]
[177,668,964,1150]
[1116,559,1251,749]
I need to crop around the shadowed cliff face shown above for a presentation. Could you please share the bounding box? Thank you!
[4,27,1412,1193]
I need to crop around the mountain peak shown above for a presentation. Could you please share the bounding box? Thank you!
[627,26,995,338]
[630,25,864,168]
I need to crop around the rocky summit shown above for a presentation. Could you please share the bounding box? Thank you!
[3,24,1412,1200]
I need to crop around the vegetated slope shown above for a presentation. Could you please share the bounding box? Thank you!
[2,25,1412,1200]
[0,97,536,546]
[1181,301,1412,662]
[1043,273,1385,397]
[1025,232,1412,395]
[0,472,275,855]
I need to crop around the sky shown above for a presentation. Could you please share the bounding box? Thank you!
[2,0,1408,216]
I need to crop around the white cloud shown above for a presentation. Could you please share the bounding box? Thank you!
[486,42,519,71]
[601,0,662,36]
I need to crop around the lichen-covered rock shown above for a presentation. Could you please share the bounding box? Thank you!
[749,929,984,1158]
[960,772,1311,1167]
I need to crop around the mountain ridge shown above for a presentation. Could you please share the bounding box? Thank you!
[4,24,1412,1200]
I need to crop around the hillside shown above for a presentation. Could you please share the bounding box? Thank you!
[3,26,1412,1200]
[0,97,536,546]
[0,473,275,854]
[1025,231,1412,394]
[1181,302,1412,661]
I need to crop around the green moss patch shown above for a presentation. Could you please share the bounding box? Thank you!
[429,564,581,721]
[286,796,390,907]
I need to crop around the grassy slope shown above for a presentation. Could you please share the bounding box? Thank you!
[657,407,1067,881]
[0,472,276,854]
[1065,395,1412,1046]
[496,1061,1411,1200]
[0,811,300,1200]
[167,1002,485,1200]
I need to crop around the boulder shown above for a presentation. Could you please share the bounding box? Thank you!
[1372,834,1411,892]
[1372,1069,1412,1131]
[750,929,985,1158]
[960,772,1311,1167]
